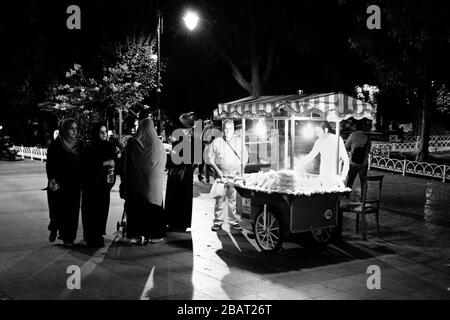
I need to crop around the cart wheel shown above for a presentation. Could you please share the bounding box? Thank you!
[254,207,283,252]
[310,227,334,245]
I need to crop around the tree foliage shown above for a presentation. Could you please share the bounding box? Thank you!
[103,36,158,109]
[344,0,450,160]
[41,36,159,138]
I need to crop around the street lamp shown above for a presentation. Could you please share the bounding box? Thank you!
[183,11,199,31]
[155,5,200,134]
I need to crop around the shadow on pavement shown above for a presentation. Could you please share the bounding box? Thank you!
[0,232,196,299]
[214,229,396,275]
[86,233,195,300]
[193,181,213,198]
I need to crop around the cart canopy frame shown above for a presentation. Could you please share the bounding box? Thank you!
[213,92,375,177]
[213,92,374,122]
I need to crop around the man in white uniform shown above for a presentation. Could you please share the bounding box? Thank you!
[206,119,248,231]
[298,121,349,183]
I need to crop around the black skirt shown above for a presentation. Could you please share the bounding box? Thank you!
[164,165,193,231]
[47,184,81,243]
[125,195,165,239]
[81,184,111,243]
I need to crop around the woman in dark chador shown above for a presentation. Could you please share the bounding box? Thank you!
[46,118,83,247]
[81,123,116,248]
[121,118,167,244]
[165,112,196,232]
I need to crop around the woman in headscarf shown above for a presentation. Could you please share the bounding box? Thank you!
[46,118,83,247]
[121,118,167,244]
[164,112,196,232]
[81,123,116,247]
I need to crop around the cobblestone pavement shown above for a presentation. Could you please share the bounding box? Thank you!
[1,160,449,300]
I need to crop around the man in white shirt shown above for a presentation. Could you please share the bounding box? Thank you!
[206,119,249,231]
[297,121,349,183]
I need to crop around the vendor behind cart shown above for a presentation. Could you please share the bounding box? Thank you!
[297,121,349,183]
[206,119,249,231]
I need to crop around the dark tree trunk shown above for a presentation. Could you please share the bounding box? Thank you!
[250,61,262,96]
[415,83,432,162]
[223,3,277,98]
[118,107,123,141]
[412,93,422,136]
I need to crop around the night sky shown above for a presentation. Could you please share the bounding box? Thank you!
[0,0,430,126]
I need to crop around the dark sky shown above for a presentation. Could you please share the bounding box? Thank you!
[1,0,377,122]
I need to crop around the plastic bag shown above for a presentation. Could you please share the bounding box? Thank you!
[210,180,226,198]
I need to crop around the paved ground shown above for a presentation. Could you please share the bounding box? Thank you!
[1,159,450,300]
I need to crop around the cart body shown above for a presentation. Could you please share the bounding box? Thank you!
[213,93,374,251]
[236,186,340,233]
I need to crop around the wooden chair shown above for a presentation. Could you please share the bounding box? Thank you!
[342,175,384,240]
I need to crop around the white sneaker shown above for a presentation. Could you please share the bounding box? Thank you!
[229,222,242,230]
[150,238,165,244]
[130,236,144,245]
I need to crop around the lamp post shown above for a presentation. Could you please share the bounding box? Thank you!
[156,1,162,133]
[155,4,199,134]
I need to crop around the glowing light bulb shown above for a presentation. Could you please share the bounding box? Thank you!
[183,11,199,31]
[254,119,266,138]
[301,123,315,140]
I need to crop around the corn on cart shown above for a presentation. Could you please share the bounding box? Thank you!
[213,92,374,251]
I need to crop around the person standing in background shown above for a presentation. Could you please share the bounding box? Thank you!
[46,119,83,247]
[81,123,116,248]
[199,120,221,183]
[345,121,372,198]
[121,118,167,244]
[165,112,196,232]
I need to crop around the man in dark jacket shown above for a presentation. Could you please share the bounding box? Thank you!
[345,121,372,197]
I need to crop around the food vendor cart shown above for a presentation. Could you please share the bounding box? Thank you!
[213,92,374,251]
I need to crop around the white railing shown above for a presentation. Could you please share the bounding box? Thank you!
[13,146,47,161]
[389,134,450,143]
[370,144,391,157]
[11,144,450,182]
[371,136,450,157]
[369,154,449,182]
[430,135,450,142]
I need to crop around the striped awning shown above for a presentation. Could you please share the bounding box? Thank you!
[213,92,374,121]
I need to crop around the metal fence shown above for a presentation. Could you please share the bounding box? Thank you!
[371,135,450,158]
[389,134,450,143]
[13,142,450,182]
[13,146,47,161]
[368,154,449,182]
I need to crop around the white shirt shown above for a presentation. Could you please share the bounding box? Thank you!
[206,135,249,175]
[301,133,349,180]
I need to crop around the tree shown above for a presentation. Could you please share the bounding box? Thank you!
[195,0,317,96]
[102,35,159,137]
[346,0,450,161]
[40,64,103,140]
[42,35,159,140]
[355,84,380,130]
[434,82,450,115]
